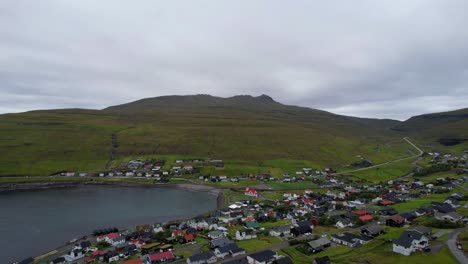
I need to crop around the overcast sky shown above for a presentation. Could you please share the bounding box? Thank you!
[1,1,467,120]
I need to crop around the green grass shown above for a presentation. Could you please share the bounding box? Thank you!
[236,236,282,252]
[0,96,417,176]
[347,158,417,183]
[390,188,465,212]
[259,220,291,229]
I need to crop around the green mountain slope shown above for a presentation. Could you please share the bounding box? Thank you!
[0,94,463,176]
[393,108,468,150]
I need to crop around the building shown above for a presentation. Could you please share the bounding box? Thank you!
[307,237,331,254]
[236,229,257,240]
[331,233,371,248]
[246,250,277,264]
[434,212,463,223]
[244,187,258,197]
[187,251,217,264]
[386,215,406,227]
[145,251,175,263]
[393,231,429,256]
[269,225,291,237]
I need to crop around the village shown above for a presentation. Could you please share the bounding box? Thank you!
[19,152,468,264]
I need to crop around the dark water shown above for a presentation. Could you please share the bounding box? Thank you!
[0,185,216,263]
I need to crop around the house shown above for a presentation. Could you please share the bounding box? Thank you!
[97,233,120,244]
[335,218,354,228]
[386,215,406,227]
[361,224,384,237]
[307,237,331,254]
[214,243,245,258]
[359,215,373,222]
[104,251,119,263]
[291,225,312,236]
[80,241,92,250]
[184,233,195,243]
[209,238,234,249]
[393,231,429,256]
[331,233,371,247]
[224,258,249,264]
[434,212,463,223]
[236,229,257,240]
[244,187,258,197]
[269,225,291,237]
[146,251,175,263]
[313,256,331,264]
[445,197,461,208]
[272,256,293,264]
[208,230,225,239]
[246,250,277,264]
[410,226,432,237]
[380,208,398,216]
[121,259,143,264]
[187,251,217,264]
[64,248,84,262]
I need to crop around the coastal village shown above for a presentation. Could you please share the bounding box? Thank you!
[14,152,468,264]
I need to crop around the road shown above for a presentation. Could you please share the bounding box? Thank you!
[447,228,468,264]
[336,137,423,175]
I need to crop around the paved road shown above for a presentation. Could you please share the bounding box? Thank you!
[447,228,468,264]
[336,137,423,175]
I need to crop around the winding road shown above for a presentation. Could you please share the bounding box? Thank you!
[336,137,424,175]
[447,228,468,264]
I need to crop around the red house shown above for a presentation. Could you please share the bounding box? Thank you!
[244,187,258,197]
[359,215,373,221]
[146,251,175,263]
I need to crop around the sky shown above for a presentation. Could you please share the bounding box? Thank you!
[1,1,467,120]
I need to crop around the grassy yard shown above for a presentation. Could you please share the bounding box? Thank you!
[347,158,417,183]
[236,236,282,252]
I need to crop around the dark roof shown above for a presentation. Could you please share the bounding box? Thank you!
[224,258,249,264]
[308,237,331,249]
[210,238,234,248]
[248,250,276,262]
[361,224,383,235]
[393,231,424,248]
[188,251,216,262]
[314,256,331,264]
[217,243,240,254]
[292,225,312,234]
[80,240,92,248]
[332,232,370,244]
[51,257,66,264]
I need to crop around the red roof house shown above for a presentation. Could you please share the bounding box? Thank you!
[379,200,395,206]
[146,251,175,263]
[184,233,195,243]
[121,259,142,264]
[354,210,370,216]
[359,215,373,221]
[244,187,258,197]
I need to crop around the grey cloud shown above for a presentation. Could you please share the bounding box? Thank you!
[0,0,467,120]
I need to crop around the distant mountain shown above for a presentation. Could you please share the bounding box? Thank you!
[0,94,465,176]
[393,108,468,146]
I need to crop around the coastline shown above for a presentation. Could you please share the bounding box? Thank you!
[0,180,225,209]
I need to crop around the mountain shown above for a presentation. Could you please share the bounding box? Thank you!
[393,108,468,147]
[0,94,465,176]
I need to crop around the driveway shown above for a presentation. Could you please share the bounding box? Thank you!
[447,228,468,264]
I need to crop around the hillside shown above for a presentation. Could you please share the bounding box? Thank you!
[0,94,463,176]
[393,108,468,150]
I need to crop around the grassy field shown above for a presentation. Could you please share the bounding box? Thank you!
[346,158,417,183]
[236,236,282,252]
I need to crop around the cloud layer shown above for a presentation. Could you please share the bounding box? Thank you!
[1,0,467,120]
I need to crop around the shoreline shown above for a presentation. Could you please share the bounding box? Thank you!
[0,180,225,209]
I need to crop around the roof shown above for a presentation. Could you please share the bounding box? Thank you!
[188,251,216,262]
[362,224,383,234]
[224,258,249,264]
[184,233,195,241]
[314,256,331,264]
[411,226,432,235]
[121,259,142,264]
[332,232,368,244]
[354,209,369,216]
[388,215,405,224]
[393,231,425,248]
[148,251,175,261]
[248,250,276,262]
[271,225,291,233]
[217,243,240,254]
[210,238,233,247]
[359,215,373,221]
[308,237,331,249]
[274,256,293,264]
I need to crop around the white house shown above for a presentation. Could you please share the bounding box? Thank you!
[269,225,291,237]
[236,229,257,240]
[393,231,429,256]
[434,212,463,223]
[63,248,84,262]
